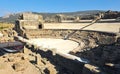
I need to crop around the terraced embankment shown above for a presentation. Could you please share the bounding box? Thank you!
[17,28,120,74]
[1,22,120,74]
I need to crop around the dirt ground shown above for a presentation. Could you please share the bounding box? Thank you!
[29,38,79,53]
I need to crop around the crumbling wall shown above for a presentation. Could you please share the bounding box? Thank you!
[15,13,44,37]
[19,12,43,20]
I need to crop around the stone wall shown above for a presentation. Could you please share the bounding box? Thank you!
[19,13,43,20]
[15,13,44,36]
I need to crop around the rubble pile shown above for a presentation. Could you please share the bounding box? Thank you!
[0,47,57,74]
[0,29,16,43]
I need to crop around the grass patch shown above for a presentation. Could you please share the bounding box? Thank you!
[0,22,14,30]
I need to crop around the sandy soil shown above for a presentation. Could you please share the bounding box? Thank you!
[29,38,79,53]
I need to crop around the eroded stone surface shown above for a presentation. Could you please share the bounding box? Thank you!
[0,48,57,74]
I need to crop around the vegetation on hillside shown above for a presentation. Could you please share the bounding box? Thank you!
[0,10,120,23]
[0,22,14,30]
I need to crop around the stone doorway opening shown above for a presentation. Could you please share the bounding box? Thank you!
[38,24,43,29]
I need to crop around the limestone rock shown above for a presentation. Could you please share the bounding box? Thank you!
[12,61,28,72]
